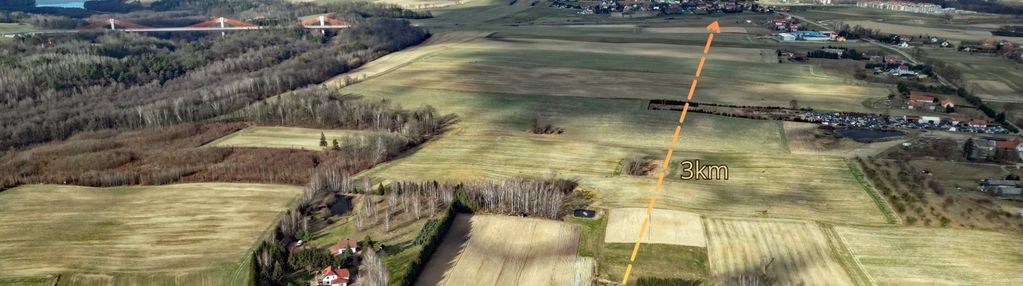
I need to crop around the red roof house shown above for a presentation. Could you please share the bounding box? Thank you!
[969,118,989,127]
[908,95,936,103]
[314,267,350,286]
[996,137,1021,150]
[328,239,359,256]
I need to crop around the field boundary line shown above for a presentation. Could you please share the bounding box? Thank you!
[819,222,875,286]
[621,21,720,285]
[829,225,879,286]
[846,160,901,225]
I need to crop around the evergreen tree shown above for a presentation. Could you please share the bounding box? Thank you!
[320,132,327,147]
[963,138,975,160]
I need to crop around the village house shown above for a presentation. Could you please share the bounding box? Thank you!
[329,239,359,256]
[313,266,350,286]
[906,94,936,110]
[978,179,1023,200]
[996,137,1022,151]
[969,118,989,128]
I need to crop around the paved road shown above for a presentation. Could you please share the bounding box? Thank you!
[1,25,348,36]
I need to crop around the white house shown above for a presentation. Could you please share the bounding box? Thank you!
[315,266,350,286]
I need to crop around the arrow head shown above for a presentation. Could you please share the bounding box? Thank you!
[706,21,721,33]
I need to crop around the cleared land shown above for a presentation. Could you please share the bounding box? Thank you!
[835,225,1023,285]
[416,214,594,286]
[704,217,854,286]
[206,126,369,149]
[604,208,706,247]
[0,183,300,285]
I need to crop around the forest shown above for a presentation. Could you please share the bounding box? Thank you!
[0,0,433,151]
[0,18,428,150]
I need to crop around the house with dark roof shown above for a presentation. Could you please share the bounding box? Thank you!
[979,179,1023,200]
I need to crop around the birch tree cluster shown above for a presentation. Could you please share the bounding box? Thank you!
[353,247,390,286]
[240,85,456,143]
[358,181,456,232]
[461,178,579,219]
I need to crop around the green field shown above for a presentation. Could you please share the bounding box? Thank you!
[0,183,300,285]
[0,23,34,34]
[206,126,372,150]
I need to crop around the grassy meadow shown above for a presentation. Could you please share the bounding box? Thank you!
[0,183,300,286]
[923,48,1023,103]
[206,126,371,150]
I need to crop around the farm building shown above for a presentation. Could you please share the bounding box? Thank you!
[778,31,831,42]
[313,266,350,286]
[907,94,936,110]
[329,239,359,255]
[979,179,1023,200]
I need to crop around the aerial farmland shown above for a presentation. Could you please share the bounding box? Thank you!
[1,0,1022,285]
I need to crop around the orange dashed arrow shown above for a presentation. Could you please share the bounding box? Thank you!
[620,21,719,285]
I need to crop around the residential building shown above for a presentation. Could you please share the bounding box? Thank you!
[979,179,1023,200]
[313,266,351,286]
[856,1,944,14]
[329,239,359,256]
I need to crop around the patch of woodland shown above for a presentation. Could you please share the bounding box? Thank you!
[238,85,456,145]
[0,89,456,190]
[0,122,319,187]
[529,118,565,135]
[0,17,429,150]
[854,156,1023,230]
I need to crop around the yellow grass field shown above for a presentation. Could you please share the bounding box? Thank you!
[704,217,854,286]
[350,87,886,224]
[206,126,369,150]
[416,214,594,286]
[604,208,706,247]
[835,226,1023,285]
[0,183,300,285]
[343,32,889,112]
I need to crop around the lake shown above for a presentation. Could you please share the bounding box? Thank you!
[35,0,86,8]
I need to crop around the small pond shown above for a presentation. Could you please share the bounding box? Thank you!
[328,195,353,216]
